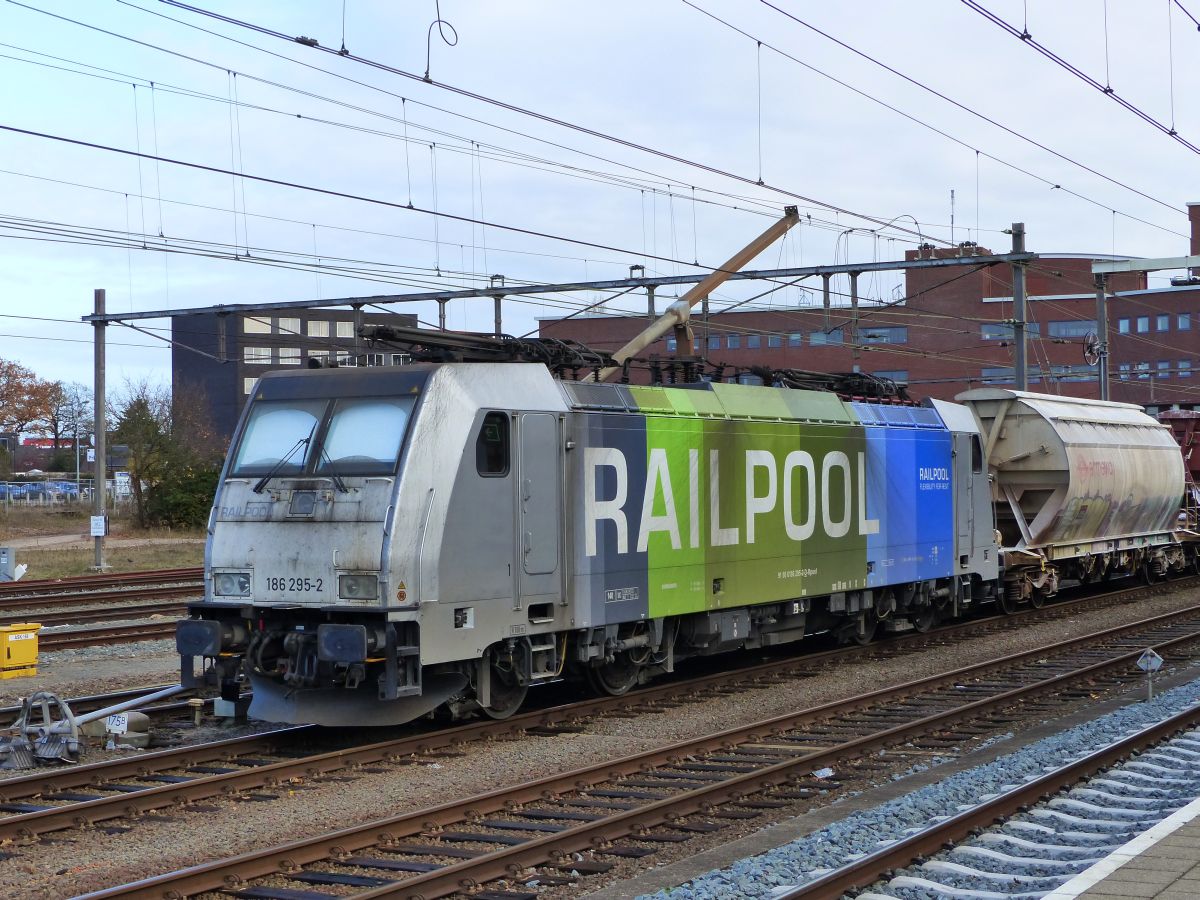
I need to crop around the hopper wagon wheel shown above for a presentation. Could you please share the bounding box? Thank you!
[586,650,642,696]
[1141,561,1160,586]
[1193,552,1200,576]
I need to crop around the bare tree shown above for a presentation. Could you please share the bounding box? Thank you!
[35,381,93,449]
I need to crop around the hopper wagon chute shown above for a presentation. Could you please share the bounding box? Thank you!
[957,388,1191,606]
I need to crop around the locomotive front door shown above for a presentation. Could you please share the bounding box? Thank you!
[518,413,562,593]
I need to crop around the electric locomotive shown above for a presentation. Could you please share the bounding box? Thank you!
[178,361,1001,725]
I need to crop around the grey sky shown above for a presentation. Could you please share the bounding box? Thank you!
[1,0,1195,388]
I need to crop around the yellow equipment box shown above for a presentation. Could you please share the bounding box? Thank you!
[0,623,41,678]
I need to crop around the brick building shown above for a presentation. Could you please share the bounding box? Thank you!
[172,307,417,440]
[538,205,1200,413]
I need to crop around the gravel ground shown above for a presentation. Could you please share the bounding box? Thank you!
[642,678,1200,899]
[0,584,1197,898]
[0,641,178,708]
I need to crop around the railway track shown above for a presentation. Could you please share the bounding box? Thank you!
[31,598,1200,898]
[36,620,177,651]
[786,706,1200,898]
[0,578,1191,844]
[0,601,186,629]
[0,567,201,601]
[0,567,200,633]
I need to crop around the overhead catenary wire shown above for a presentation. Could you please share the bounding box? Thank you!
[133,0,952,246]
[743,0,1187,228]
[960,0,1200,154]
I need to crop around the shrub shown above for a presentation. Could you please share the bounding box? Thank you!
[145,466,220,529]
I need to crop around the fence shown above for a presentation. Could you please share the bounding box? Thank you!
[0,479,134,507]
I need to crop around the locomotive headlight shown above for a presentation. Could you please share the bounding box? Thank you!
[214,572,251,596]
[338,574,378,600]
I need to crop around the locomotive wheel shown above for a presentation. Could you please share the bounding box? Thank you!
[586,652,641,696]
[999,591,1019,615]
[848,612,877,646]
[483,660,527,719]
[911,604,939,633]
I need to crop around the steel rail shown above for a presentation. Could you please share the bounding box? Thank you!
[76,611,1200,898]
[2,585,1196,845]
[0,584,200,614]
[0,601,187,628]
[779,703,1200,897]
[37,621,177,650]
[0,568,202,598]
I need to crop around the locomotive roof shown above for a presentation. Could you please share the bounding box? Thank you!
[561,378,947,429]
[250,364,436,400]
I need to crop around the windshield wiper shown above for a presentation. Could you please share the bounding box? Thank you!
[319,446,350,493]
[252,428,314,493]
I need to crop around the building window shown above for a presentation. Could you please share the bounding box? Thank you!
[364,353,384,366]
[1047,320,1097,338]
[278,317,301,335]
[810,327,843,346]
[1118,318,1130,334]
[1137,316,1150,333]
[1118,363,1131,381]
[982,322,1042,340]
[279,347,301,366]
[338,354,356,366]
[982,366,1042,385]
[746,334,761,349]
[243,346,271,365]
[308,320,329,338]
[1180,360,1193,378]
[727,334,741,349]
[1179,313,1191,331]
[1136,362,1150,379]
[860,326,908,344]
[1050,364,1096,382]
[873,370,908,382]
[336,321,355,338]
[1158,361,1171,379]
[391,353,410,366]
[243,377,257,394]
[308,350,329,365]
[243,316,270,334]
[708,335,720,350]
[788,332,802,347]
[665,337,677,352]
[1157,314,1170,332]
[981,323,1010,340]
[767,334,782,348]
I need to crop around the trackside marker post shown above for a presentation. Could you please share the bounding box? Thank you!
[1137,648,1164,701]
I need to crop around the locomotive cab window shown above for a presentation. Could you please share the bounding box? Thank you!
[970,434,984,473]
[317,397,416,476]
[476,412,510,476]
[230,400,325,475]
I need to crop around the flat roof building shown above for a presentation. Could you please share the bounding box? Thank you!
[172,307,417,440]
[538,211,1200,414]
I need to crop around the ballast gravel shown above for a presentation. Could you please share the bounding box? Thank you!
[0,584,1198,898]
[640,675,1200,900]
